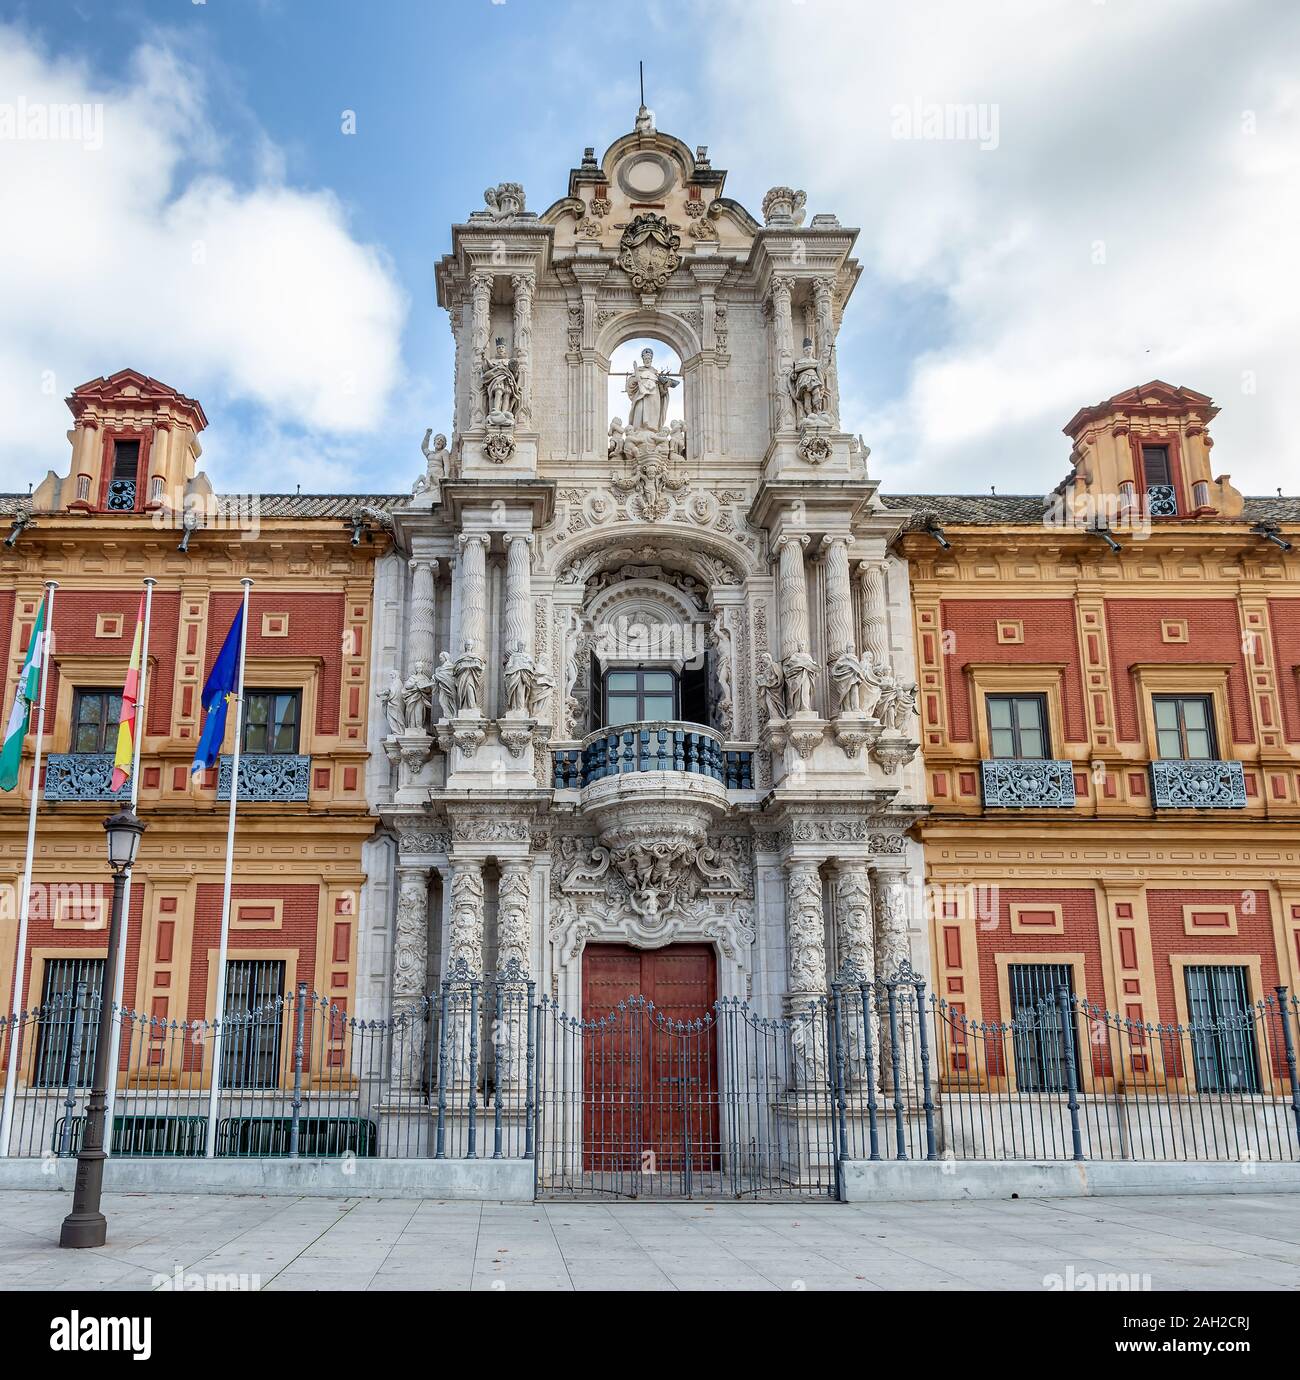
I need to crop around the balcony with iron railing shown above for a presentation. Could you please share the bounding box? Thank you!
[43,754,131,803]
[1150,759,1247,809]
[553,722,753,792]
[980,759,1077,809]
[43,752,313,804]
[217,754,311,803]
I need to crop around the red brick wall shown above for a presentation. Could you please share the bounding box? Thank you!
[978,887,1105,1019]
[1269,598,1300,744]
[1104,598,1254,745]
[187,882,320,1020]
[1145,887,1279,1022]
[39,590,181,741]
[940,599,1087,744]
[205,592,344,736]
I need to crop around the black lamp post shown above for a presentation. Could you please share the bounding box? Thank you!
[59,807,146,1249]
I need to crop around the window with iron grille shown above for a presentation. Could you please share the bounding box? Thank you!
[986,694,1049,759]
[1152,694,1217,760]
[33,958,104,1088]
[1185,965,1260,1094]
[1008,963,1078,1092]
[70,688,122,754]
[221,959,286,1089]
[241,690,301,755]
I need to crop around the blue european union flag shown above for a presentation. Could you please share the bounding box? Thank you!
[191,605,245,775]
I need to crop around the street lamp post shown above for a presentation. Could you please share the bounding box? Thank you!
[59,808,146,1249]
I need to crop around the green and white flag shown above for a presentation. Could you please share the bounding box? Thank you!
[0,598,47,791]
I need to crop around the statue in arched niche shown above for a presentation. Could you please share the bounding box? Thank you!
[624,346,678,433]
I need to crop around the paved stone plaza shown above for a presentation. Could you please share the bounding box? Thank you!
[1,1191,1298,1291]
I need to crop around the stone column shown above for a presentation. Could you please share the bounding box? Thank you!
[408,557,438,677]
[456,533,488,663]
[510,272,534,427]
[823,536,855,668]
[769,276,795,430]
[776,534,812,661]
[857,561,890,670]
[503,533,533,659]
[392,865,431,1087]
[832,862,875,1088]
[495,861,532,1089]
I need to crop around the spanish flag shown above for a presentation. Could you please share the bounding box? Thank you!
[109,595,145,793]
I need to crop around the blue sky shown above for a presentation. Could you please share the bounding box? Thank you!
[1,0,1295,497]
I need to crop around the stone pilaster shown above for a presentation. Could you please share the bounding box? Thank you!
[495,860,532,1089]
[832,862,874,980]
[857,560,890,670]
[502,533,533,662]
[872,863,917,1096]
[785,859,828,1085]
[447,857,485,976]
[392,865,431,1087]
[775,533,812,661]
[511,272,534,426]
[769,276,795,430]
[469,270,492,429]
[813,274,839,422]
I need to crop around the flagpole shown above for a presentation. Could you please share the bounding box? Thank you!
[104,576,155,1149]
[0,580,57,1156]
[205,578,252,1157]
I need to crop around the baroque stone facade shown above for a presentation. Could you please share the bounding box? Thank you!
[366,112,929,1028]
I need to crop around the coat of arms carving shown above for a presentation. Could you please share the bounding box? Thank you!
[617,212,682,294]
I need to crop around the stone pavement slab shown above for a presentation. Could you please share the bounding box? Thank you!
[0,1190,1297,1291]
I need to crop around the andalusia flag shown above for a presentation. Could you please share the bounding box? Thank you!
[109,595,146,793]
[0,597,48,791]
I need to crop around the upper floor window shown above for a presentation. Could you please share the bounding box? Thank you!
[242,690,300,755]
[986,694,1048,759]
[1153,694,1215,760]
[105,438,141,511]
[603,668,677,727]
[71,688,121,754]
[1140,444,1177,516]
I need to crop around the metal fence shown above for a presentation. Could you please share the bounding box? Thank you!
[4,960,1298,1190]
[0,958,534,1162]
[830,964,1300,1165]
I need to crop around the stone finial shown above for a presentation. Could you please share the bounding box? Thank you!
[761,186,807,228]
[480,182,526,220]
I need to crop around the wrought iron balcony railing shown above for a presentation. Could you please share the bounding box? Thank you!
[553,723,752,791]
[1150,759,1247,809]
[1145,483,1177,517]
[42,753,131,802]
[980,758,1077,808]
[217,753,311,803]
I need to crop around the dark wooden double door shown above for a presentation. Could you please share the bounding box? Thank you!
[581,943,720,1182]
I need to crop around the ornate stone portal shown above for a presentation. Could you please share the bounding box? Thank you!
[367,109,927,1051]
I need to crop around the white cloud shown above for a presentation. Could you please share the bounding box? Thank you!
[701,0,1300,493]
[0,26,405,492]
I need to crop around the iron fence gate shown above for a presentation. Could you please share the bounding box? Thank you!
[534,993,838,1199]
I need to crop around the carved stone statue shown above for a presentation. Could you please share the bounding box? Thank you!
[708,613,734,736]
[782,650,819,716]
[789,340,830,425]
[829,644,869,715]
[402,666,432,735]
[668,418,687,461]
[874,664,919,732]
[414,430,448,498]
[528,660,555,720]
[379,667,405,736]
[482,182,525,220]
[453,642,485,715]
[607,417,627,462]
[503,641,535,717]
[433,650,457,722]
[624,347,678,433]
[482,339,520,425]
[757,652,786,724]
